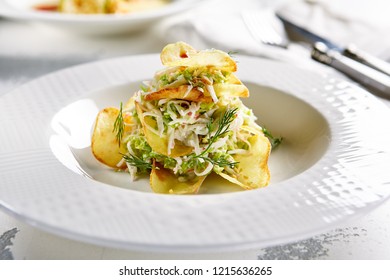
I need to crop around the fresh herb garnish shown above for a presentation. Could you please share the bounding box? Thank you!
[122,153,152,172]
[113,102,125,147]
[140,85,149,92]
[228,51,238,57]
[262,127,283,150]
[209,108,238,141]
[203,155,238,169]
[182,68,193,82]
[159,74,170,86]
[193,108,239,168]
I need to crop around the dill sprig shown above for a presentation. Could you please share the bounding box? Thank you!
[122,153,152,172]
[207,107,238,146]
[199,155,238,169]
[194,108,239,168]
[227,51,239,57]
[113,102,124,147]
[262,127,283,150]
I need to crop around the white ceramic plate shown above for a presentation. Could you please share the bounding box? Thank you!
[0,0,200,34]
[1,54,390,252]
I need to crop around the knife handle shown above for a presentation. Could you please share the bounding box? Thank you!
[343,44,390,76]
[312,42,390,97]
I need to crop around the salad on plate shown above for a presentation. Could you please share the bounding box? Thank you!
[91,42,276,194]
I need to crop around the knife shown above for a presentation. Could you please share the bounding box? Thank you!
[276,13,390,76]
[276,13,390,97]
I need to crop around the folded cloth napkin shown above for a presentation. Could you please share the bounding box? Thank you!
[277,0,390,59]
[155,0,290,58]
[154,0,390,65]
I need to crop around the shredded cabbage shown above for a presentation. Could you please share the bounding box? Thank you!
[121,66,262,181]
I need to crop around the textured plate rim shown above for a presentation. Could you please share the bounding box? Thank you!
[0,54,390,253]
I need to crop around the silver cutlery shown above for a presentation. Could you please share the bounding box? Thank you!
[242,9,289,49]
[312,42,390,96]
[276,13,390,77]
[242,9,390,97]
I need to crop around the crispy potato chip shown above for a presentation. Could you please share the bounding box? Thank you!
[150,162,207,194]
[218,129,271,189]
[163,47,237,72]
[124,95,135,110]
[213,84,249,98]
[91,107,132,169]
[160,41,197,65]
[145,85,213,103]
[240,125,263,135]
[135,102,193,157]
[226,73,243,85]
[218,172,248,189]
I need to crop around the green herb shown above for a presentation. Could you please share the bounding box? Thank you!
[193,108,239,168]
[182,69,193,82]
[227,51,239,64]
[206,117,214,138]
[159,74,170,86]
[236,140,249,150]
[212,71,228,84]
[192,79,206,89]
[208,108,238,143]
[262,127,283,150]
[201,155,238,169]
[140,85,149,92]
[122,153,152,172]
[163,157,177,169]
[180,68,207,89]
[227,51,238,57]
[113,102,124,147]
[199,102,215,114]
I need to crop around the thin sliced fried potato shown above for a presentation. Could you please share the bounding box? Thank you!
[150,162,207,194]
[135,102,193,157]
[226,73,242,85]
[160,41,197,65]
[218,172,247,189]
[213,84,249,98]
[240,125,263,135]
[91,107,131,168]
[145,85,213,103]
[218,130,271,189]
[123,95,135,110]
[163,49,237,72]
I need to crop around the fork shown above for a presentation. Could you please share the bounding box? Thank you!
[242,9,289,49]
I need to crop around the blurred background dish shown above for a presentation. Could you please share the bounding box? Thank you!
[0,0,202,34]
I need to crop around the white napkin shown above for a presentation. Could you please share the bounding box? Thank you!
[155,0,390,63]
[277,0,390,59]
[155,0,291,58]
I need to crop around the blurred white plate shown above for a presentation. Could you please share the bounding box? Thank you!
[0,0,200,34]
[1,54,390,252]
